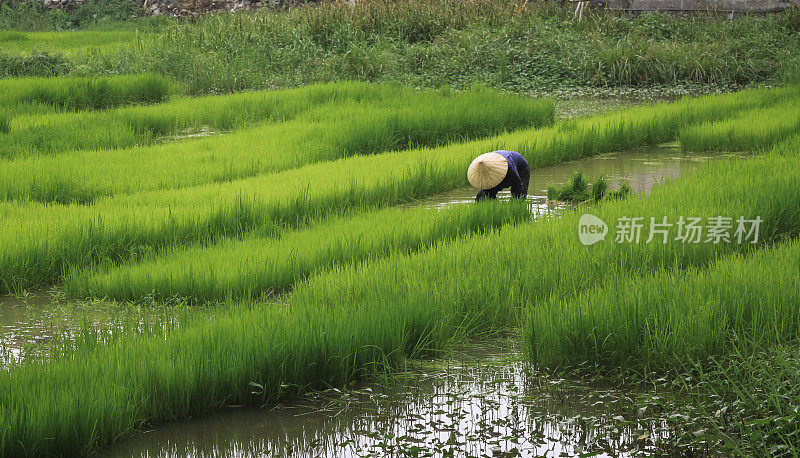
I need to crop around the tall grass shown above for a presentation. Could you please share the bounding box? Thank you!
[0,84,553,203]
[68,0,800,93]
[0,74,174,114]
[525,240,800,369]
[679,101,800,152]
[0,86,788,293]
[65,202,532,302]
[3,135,800,457]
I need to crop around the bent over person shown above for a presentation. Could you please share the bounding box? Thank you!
[467,150,530,201]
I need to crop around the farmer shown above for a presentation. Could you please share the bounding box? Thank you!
[467,150,530,201]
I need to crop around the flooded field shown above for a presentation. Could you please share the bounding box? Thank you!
[413,144,746,213]
[0,291,191,365]
[98,340,709,458]
[0,145,748,456]
[0,145,746,366]
[3,80,797,457]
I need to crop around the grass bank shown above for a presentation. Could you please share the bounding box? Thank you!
[5,0,800,92]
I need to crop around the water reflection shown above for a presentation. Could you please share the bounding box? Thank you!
[0,291,188,366]
[414,145,746,215]
[99,342,682,458]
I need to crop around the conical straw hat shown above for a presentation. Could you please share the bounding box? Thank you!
[467,152,508,189]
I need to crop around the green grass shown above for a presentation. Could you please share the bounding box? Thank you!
[679,102,800,152]
[5,1,800,91]
[4,113,800,457]
[0,83,553,202]
[287,151,800,348]
[65,202,533,302]
[526,239,800,369]
[56,1,800,94]
[0,30,146,55]
[0,74,174,116]
[0,86,787,294]
[0,80,473,158]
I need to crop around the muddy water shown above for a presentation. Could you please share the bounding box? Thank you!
[99,341,697,458]
[414,144,746,215]
[0,291,189,365]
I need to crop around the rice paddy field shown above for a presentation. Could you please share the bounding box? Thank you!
[3,8,800,454]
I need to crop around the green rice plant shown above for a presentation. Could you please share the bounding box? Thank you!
[547,172,589,202]
[0,74,175,114]
[0,85,553,203]
[0,296,411,456]
[0,86,789,293]
[4,141,800,456]
[547,173,630,203]
[589,174,608,202]
[0,111,9,134]
[0,81,380,157]
[0,30,146,55]
[679,101,800,152]
[287,149,800,364]
[65,201,532,302]
[0,80,546,159]
[607,181,632,200]
[525,240,800,369]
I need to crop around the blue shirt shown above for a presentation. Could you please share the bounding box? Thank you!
[475,150,530,201]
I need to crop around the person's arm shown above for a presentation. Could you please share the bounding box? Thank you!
[516,159,530,198]
[509,168,525,198]
[476,188,499,201]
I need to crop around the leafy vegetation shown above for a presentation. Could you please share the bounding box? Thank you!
[3,0,800,92]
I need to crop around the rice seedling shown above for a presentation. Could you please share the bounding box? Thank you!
[547,173,631,203]
[0,111,9,134]
[0,74,175,115]
[287,147,800,364]
[678,101,800,152]
[0,84,553,203]
[0,80,547,159]
[525,240,800,370]
[0,81,402,157]
[0,86,789,293]
[65,201,532,302]
[3,139,800,457]
[0,30,145,56]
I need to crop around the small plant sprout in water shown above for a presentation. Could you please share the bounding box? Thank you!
[547,171,632,204]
